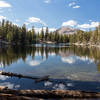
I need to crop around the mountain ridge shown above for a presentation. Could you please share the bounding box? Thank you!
[57,26,77,35]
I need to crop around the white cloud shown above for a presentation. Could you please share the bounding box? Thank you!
[61,19,99,30]
[68,2,80,9]
[34,27,46,33]
[44,0,51,3]
[28,17,41,23]
[24,22,29,25]
[49,28,56,32]
[78,24,91,29]
[15,19,20,22]
[0,15,6,21]
[89,20,92,22]
[28,27,57,33]
[62,20,77,27]
[13,23,19,26]
[68,2,76,7]
[27,17,47,26]
[77,21,99,29]
[0,1,11,8]
[73,5,80,8]
[34,27,56,33]
[91,22,99,27]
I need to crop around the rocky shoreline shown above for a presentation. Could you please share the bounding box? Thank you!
[73,43,100,48]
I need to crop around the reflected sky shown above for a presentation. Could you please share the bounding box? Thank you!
[0,45,100,91]
[26,55,46,66]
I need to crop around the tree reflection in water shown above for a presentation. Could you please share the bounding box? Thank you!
[0,45,100,72]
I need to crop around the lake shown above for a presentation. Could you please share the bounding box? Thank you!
[0,44,100,92]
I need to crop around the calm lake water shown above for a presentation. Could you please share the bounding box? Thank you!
[0,44,100,92]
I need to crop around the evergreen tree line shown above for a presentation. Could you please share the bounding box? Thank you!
[0,19,100,45]
[0,20,69,45]
[69,25,100,45]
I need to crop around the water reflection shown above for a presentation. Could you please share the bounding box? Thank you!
[61,56,94,64]
[26,56,46,66]
[0,45,100,91]
[0,45,100,72]
[0,74,100,92]
[0,75,8,80]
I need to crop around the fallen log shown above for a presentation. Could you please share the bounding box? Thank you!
[0,93,42,100]
[35,75,49,83]
[0,71,49,83]
[0,87,100,99]
[1,72,100,99]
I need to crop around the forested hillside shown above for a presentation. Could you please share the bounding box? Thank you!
[69,26,100,45]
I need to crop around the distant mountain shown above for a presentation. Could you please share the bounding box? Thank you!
[57,27,77,35]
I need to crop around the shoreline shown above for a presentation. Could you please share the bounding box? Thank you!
[1,41,100,48]
[73,43,100,48]
[0,86,100,99]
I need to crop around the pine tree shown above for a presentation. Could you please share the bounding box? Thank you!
[40,28,44,41]
[45,27,49,41]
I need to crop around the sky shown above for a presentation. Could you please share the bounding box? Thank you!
[0,0,100,31]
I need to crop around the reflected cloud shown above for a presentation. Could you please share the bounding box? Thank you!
[61,56,94,64]
[15,85,20,89]
[67,72,100,81]
[44,81,73,90]
[79,56,94,62]
[53,83,66,90]
[0,82,20,89]
[48,53,56,56]
[62,56,75,64]
[35,51,56,57]
[0,82,14,89]
[28,60,44,66]
[44,81,52,86]
[67,83,73,87]
[26,56,46,66]
[0,62,4,68]
[0,75,8,80]
[35,51,42,56]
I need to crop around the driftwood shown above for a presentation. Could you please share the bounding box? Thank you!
[0,71,49,83]
[35,76,49,83]
[0,87,100,99]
